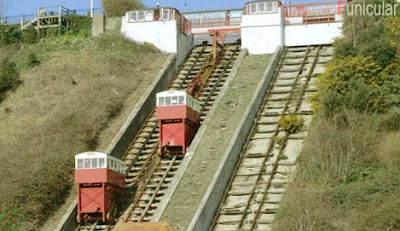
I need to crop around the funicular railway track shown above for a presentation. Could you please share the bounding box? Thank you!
[77,44,241,231]
[210,45,333,231]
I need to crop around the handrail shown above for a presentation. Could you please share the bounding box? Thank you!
[284,2,338,18]
[190,17,241,28]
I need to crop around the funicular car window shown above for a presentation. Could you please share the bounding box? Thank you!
[178,96,184,105]
[165,97,171,106]
[84,159,90,168]
[92,158,98,168]
[99,158,105,168]
[77,159,84,169]
[159,97,165,106]
[110,160,114,171]
[171,96,178,105]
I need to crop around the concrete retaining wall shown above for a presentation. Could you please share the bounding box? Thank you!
[187,46,284,231]
[56,52,188,231]
[92,14,121,36]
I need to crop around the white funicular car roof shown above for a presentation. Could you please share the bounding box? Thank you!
[156,90,187,98]
[75,152,125,168]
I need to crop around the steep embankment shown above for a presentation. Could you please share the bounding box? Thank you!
[0,34,167,228]
[273,0,400,229]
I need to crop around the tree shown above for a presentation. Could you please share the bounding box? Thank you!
[102,0,143,17]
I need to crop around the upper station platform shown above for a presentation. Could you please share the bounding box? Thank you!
[120,0,343,54]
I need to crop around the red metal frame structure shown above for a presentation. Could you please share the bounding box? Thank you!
[75,152,126,223]
[208,28,241,61]
[284,2,341,25]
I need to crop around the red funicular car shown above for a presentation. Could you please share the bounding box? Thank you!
[156,91,201,156]
[75,152,126,223]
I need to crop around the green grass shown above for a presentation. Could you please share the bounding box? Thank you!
[273,111,400,231]
[0,33,167,228]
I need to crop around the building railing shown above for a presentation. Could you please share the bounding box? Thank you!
[284,2,341,25]
[190,17,241,29]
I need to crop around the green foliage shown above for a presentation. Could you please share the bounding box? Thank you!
[0,58,21,101]
[0,24,22,45]
[278,152,288,160]
[357,22,396,68]
[378,109,400,131]
[66,15,92,37]
[274,111,400,231]
[102,0,143,17]
[27,53,40,67]
[312,56,394,113]
[333,38,357,58]
[0,24,39,45]
[279,114,303,134]
[21,26,39,44]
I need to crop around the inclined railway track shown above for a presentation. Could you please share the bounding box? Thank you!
[77,44,241,231]
[210,45,333,231]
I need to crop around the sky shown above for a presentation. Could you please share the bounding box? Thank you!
[5,0,327,17]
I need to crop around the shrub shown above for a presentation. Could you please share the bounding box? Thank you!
[67,15,92,37]
[313,56,387,113]
[102,0,143,17]
[378,109,400,131]
[0,24,38,45]
[357,22,396,68]
[21,26,39,44]
[334,38,357,58]
[0,58,21,101]
[279,114,303,134]
[27,53,40,67]
[0,24,22,45]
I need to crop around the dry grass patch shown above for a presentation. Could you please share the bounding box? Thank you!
[274,110,400,231]
[0,33,167,229]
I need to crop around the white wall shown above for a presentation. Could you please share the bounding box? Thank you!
[285,23,342,46]
[177,32,194,64]
[242,26,282,54]
[241,9,283,54]
[241,6,343,54]
[121,18,178,53]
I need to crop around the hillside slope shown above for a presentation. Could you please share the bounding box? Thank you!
[0,34,168,229]
[273,0,400,229]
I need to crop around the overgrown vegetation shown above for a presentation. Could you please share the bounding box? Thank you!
[312,0,400,114]
[274,111,400,231]
[278,114,303,133]
[0,33,167,229]
[102,0,143,17]
[0,58,21,101]
[66,15,92,37]
[0,14,92,46]
[274,0,400,230]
